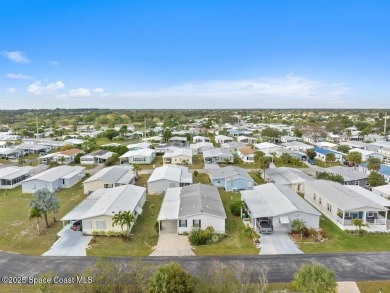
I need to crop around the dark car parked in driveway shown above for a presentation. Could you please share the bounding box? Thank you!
[70,220,82,231]
[343,161,354,167]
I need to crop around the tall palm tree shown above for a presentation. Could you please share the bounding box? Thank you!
[132,164,141,180]
[29,208,42,235]
[122,211,136,239]
[254,151,264,163]
[367,157,381,172]
[258,156,270,180]
[347,151,362,170]
[112,211,124,234]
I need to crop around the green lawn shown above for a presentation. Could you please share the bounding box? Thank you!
[135,174,151,188]
[249,171,266,185]
[0,159,13,165]
[189,154,204,169]
[357,281,390,293]
[0,182,87,255]
[193,173,210,184]
[193,189,259,256]
[87,194,163,256]
[298,216,390,254]
[273,159,306,168]
[96,136,136,146]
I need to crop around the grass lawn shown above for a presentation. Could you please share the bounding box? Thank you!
[189,154,204,169]
[96,136,136,146]
[0,182,87,255]
[135,174,151,188]
[249,171,266,185]
[234,162,259,169]
[0,159,13,165]
[139,156,163,169]
[357,281,390,293]
[193,173,210,184]
[87,194,163,256]
[298,216,390,254]
[273,160,306,168]
[193,189,259,256]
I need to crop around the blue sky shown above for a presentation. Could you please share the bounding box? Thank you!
[1,0,389,109]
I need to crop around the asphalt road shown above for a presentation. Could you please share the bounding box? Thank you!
[1,251,389,283]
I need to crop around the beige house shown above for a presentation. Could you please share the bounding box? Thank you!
[82,166,136,194]
[163,147,193,165]
[61,185,146,235]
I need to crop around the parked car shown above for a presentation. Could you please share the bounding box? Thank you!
[308,159,316,165]
[39,152,47,156]
[70,220,82,231]
[343,161,354,167]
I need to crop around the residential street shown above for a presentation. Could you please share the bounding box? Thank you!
[0,251,389,283]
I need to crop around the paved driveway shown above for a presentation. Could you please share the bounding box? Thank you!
[204,163,220,170]
[259,232,303,255]
[42,227,93,256]
[150,233,195,256]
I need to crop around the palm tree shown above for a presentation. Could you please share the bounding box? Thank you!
[30,188,60,228]
[122,211,136,239]
[348,151,362,169]
[367,157,381,172]
[58,155,66,165]
[29,208,42,235]
[291,218,306,240]
[112,211,124,234]
[258,156,270,180]
[325,153,336,166]
[132,164,141,180]
[254,151,264,163]
[351,218,366,235]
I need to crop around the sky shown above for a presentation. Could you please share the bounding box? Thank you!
[1,0,390,109]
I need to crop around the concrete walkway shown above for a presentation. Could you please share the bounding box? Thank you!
[259,232,303,255]
[337,282,361,293]
[150,234,195,256]
[42,227,92,256]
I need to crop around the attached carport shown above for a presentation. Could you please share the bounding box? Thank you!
[156,187,180,234]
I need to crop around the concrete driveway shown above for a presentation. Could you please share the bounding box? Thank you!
[150,234,195,256]
[42,227,92,256]
[204,163,220,170]
[259,232,303,255]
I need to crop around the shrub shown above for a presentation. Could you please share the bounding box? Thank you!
[92,231,99,237]
[148,263,194,293]
[154,221,160,234]
[319,229,329,239]
[99,230,106,237]
[308,228,317,237]
[189,226,215,245]
[229,200,243,217]
[302,227,310,238]
[106,230,116,237]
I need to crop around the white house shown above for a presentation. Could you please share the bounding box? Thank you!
[80,150,115,165]
[157,184,227,234]
[61,185,146,235]
[314,141,338,150]
[193,136,211,143]
[281,141,314,152]
[190,142,214,154]
[203,148,233,164]
[83,166,136,194]
[304,180,389,231]
[237,147,255,163]
[38,148,82,165]
[253,142,281,154]
[264,167,315,193]
[120,148,156,165]
[22,166,85,193]
[215,135,234,144]
[0,166,33,189]
[241,183,320,233]
[237,136,257,145]
[281,136,300,143]
[378,147,390,159]
[126,142,151,151]
[147,165,192,194]
[163,147,193,165]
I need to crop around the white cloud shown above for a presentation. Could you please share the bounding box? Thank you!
[117,74,351,108]
[6,88,17,94]
[27,81,64,95]
[1,50,30,63]
[50,61,59,66]
[68,88,91,97]
[5,73,33,80]
[92,88,104,93]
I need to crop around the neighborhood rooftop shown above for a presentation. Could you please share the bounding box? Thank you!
[208,166,252,181]
[147,165,192,183]
[23,166,85,183]
[83,166,135,184]
[325,166,368,181]
[265,167,315,185]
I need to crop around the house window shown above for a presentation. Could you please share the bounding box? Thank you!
[83,221,92,229]
[179,220,187,227]
[355,181,359,185]
[367,212,374,217]
[313,193,316,200]
[96,221,106,229]
[217,180,220,183]
[193,220,201,228]
[319,197,322,204]
[104,184,113,188]
[327,203,332,212]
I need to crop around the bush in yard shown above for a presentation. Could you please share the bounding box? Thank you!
[302,227,310,238]
[148,262,194,293]
[293,263,337,293]
[189,226,214,245]
[229,200,244,217]
[319,229,329,239]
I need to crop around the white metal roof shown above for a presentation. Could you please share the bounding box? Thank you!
[208,166,253,181]
[326,166,367,181]
[157,187,181,221]
[147,165,192,184]
[203,148,233,158]
[83,166,135,184]
[162,147,193,158]
[23,166,85,183]
[345,185,390,207]
[372,185,390,198]
[265,167,315,185]
[241,183,320,218]
[120,148,156,158]
[304,180,388,211]
[0,166,31,180]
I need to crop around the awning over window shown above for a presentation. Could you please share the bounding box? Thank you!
[279,216,290,224]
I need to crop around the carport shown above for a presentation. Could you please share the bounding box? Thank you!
[156,187,180,234]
